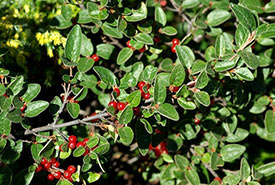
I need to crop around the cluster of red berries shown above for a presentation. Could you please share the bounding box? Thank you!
[138,81,151,100]
[64,135,96,156]
[35,157,76,182]
[149,141,168,157]
[171,38,180,53]
[108,100,127,111]
[126,40,146,53]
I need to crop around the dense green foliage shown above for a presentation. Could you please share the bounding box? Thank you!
[0,0,275,184]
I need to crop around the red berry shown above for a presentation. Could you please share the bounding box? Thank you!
[50,158,56,164]
[194,118,200,125]
[3,93,8,98]
[160,0,167,7]
[83,149,89,156]
[20,104,27,112]
[68,177,73,182]
[52,161,60,168]
[41,158,47,165]
[173,86,179,93]
[172,38,180,45]
[108,101,117,109]
[171,45,177,53]
[63,170,72,179]
[90,112,98,123]
[76,141,84,148]
[59,144,63,152]
[35,165,42,173]
[113,88,120,96]
[44,162,51,169]
[154,149,161,157]
[160,141,167,151]
[154,37,161,43]
[138,46,146,52]
[54,171,61,179]
[47,173,55,181]
[214,177,222,182]
[138,81,146,89]
[67,165,76,174]
[133,107,140,116]
[83,138,89,145]
[126,40,134,49]
[68,142,76,149]
[117,102,126,111]
[68,135,77,143]
[91,54,100,62]
[143,93,150,100]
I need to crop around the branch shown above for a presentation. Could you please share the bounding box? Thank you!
[24,112,110,135]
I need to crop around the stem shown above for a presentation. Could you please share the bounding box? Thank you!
[24,112,110,135]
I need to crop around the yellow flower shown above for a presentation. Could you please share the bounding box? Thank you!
[1,16,7,21]
[13,9,20,18]
[47,48,54,58]
[14,33,19,39]
[23,5,30,14]
[6,39,21,48]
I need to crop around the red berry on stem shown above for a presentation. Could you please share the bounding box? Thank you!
[52,161,60,168]
[126,40,134,49]
[138,46,145,52]
[194,118,200,125]
[172,38,180,45]
[143,93,150,100]
[47,173,55,181]
[113,88,120,96]
[68,135,77,143]
[41,158,47,165]
[171,45,177,53]
[117,102,126,111]
[83,138,89,145]
[63,170,72,179]
[173,86,179,93]
[35,165,42,173]
[50,158,56,164]
[91,54,100,62]
[67,165,76,174]
[90,112,98,123]
[138,81,146,89]
[214,177,222,182]
[76,141,84,148]
[44,162,51,169]
[108,101,117,109]
[54,171,61,179]
[160,0,167,7]
[68,142,76,149]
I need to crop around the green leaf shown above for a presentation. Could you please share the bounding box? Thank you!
[126,90,141,108]
[155,7,166,26]
[161,26,178,36]
[77,58,94,73]
[80,34,94,57]
[194,91,210,107]
[174,155,189,169]
[119,106,133,124]
[8,75,24,96]
[177,97,196,110]
[176,45,195,69]
[94,66,118,86]
[1,141,23,164]
[140,118,153,134]
[117,47,134,65]
[234,67,254,81]
[93,135,110,155]
[86,172,101,183]
[230,3,257,31]
[235,24,250,47]
[134,33,154,45]
[256,23,275,39]
[118,126,134,146]
[31,144,43,161]
[66,102,80,119]
[207,9,231,26]
[73,146,86,157]
[185,169,201,185]
[257,161,275,176]
[239,51,259,69]
[225,128,249,143]
[0,138,7,153]
[0,96,11,110]
[0,113,10,135]
[140,65,158,83]
[101,22,123,39]
[65,25,82,62]
[96,44,115,60]
[157,103,179,121]
[49,96,62,115]
[170,64,185,86]
[154,74,167,105]
[265,110,275,134]
[195,71,209,89]
[125,2,147,22]
[0,167,12,185]
[181,0,200,9]
[221,144,246,162]
[77,9,93,24]
[214,60,236,72]
[57,180,73,185]
[12,167,34,185]
[25,100,49,118]
[135,121,151,156]
[215,34,225,58]
[87,137,99,149]
[21,84,41,103]
[61,4,72,21]
[240,158,250,180]
[7,109,22,123]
